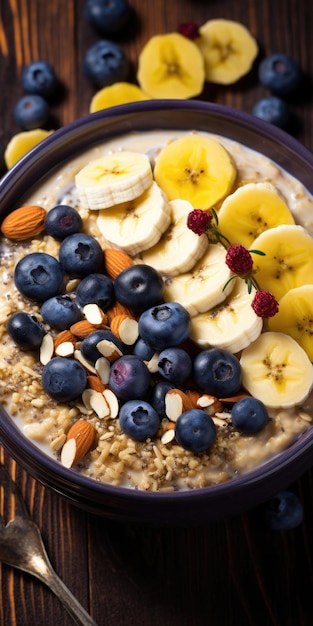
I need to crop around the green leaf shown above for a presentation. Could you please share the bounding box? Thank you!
[249,249,266,256]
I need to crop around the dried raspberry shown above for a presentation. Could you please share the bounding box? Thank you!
[225,244,253,275]
[187,209,212,236]
[251,290,279,318]
[178,22,200,40]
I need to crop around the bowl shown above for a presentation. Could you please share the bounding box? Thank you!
[1,100,313,524]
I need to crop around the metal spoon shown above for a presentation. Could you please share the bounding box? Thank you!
[0,465,98,626]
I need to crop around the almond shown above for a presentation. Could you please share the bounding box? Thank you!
[165,388,196,422]
[54,330,76,349]
[87,375,106,392]
[103,248,134,279]
[110,314,139,345]
[197,394,224,415]
[70,319,101,338]
[106,301,135,322]
[61,419,96,468]
[1,205,46,240]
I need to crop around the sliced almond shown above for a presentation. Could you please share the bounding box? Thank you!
[54,329,76,349]
[145,352,159,373]
[197,394,223,415]
[165,388,196,422]
[74,349,97,373]
[87,375,106,392]
[161,428,176,445]
[106,301,135,323]
[55,341,75,357]
[96,339,123,362]
[84,389,110,419]
[40,333,54,365]
[110,315,139,345]
[83,303,107,325]
[70,319,100,338]
[95,356,111,384]
[103,388,119,418]
[61,419,96,468]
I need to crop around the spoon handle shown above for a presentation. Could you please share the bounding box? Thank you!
[44,567,98,626]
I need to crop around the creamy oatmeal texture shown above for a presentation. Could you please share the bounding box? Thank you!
[1,130,313,492]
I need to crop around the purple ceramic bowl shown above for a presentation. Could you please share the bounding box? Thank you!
[1,100,313,524]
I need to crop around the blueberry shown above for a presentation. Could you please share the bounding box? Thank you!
[108,354,151,401]
[150,381,175,419]
[193,348,242,397]
[13,95,50,131]
[83,40,129,88]
[84,0,131,36]
[42,356,87,402]
[175,409,217,453]
[252,96,290,128]
[138,302,191,350]
[58,233,104,277]
[258,53,301,95]
[14,252,63,302]
[231,397,269,434]
[81,329,123,364]
[7,312,45,351]
[44,205,83,240]
[158,347,192,385]
[263,490,303,530]
[22,60,58,97]
[119,400,160,442]
[133,337,156,361]
[40,295,82,330]
[114,264,164,311]
[76,273,115,311]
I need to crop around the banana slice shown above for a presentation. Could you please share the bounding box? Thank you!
[190,278,263,353]
[268,285,313,361]
[154,134,237,209]
[4,129,54,169]
[137,33,205,99]
[240,331,313,408]
[217,182,295,248]
[141,199,208,276]
[89,82,150,112]
[252,224,313,301]
[163,244,234,317]
[75,151,153,210]
[196,19,258,85]
[97,181,171,256]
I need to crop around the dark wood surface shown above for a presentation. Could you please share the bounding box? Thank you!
[1,1,313,624]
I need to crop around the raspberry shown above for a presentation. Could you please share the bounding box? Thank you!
[178,22,200,40]
[251,290,279,318]
[187,209,212,236]
[225,244,253,275]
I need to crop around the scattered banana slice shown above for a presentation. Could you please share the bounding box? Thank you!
[97,181,171,256]
[89,82,150,112]
[137,32,205,99]
[268,285,313,361]
[190,278,263,354]
[240,332,313,408]
[195,19,258,84]
[252,224,313,301]
[154,134,237,209]
[141,199,208,276]
[163,244,234,317]
[217,182,295,248]
[4,129,54,169]
[75,151,153,210]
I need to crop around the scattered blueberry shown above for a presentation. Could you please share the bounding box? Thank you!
[40,295,82,330]
[7,312,45,351]
[80,329,123,364]
[58,233,104,277]
[114,264,164,311]
[138,302,191,350]
[42,356,87,402]
[75,273,115,311]
[84,0,131,36]
[13,95,50,131]
[14,252,63,302]
[119,400,160,442]
[231,397,269,434]
[175,409,217,453]
[158,347,192,385]
[133,337,156,361]
[258,53,301,95]
[149,381,175,419]
[263,490,304,530]
[252,96,290,128]
[193,348,242,397]
[44,205,83,240]
[83,40,129,88]
[108,354,151,401]
[22,60,58,97]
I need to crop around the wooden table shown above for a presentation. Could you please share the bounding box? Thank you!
[1,1,313,624]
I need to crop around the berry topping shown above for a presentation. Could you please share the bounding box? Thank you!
[21,60,58,97]
[251,290,279,318]
[84,0,132,36]
[252,96,290,129]
[13,95,50,131]
[119,400,160,442]
[225,244,253,275]
[44,205,83,240]
[231,397,269,433]
[178,22,200,40]
[263,490,303,530]
[186,208,212,236]
[14,252,63,302]
[258,53,301,96]
[175,409,217,453]
[7,312,45,351]
[42,357,87,402]
[83,40,129,88]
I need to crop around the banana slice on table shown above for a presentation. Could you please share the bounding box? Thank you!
[190,278,263,354]
[195,19,259,85]
[252,224,313,301]
[268,285,313,361]
[75,151,153,210]
[217,182,295,248]
[97,181,171,256]
[141,199,208,276]
[89,82,150,112]
[240,331,313,408]
[154,134,237,210]
[163,244,234,317]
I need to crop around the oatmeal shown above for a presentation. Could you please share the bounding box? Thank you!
[1,129,313,492]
